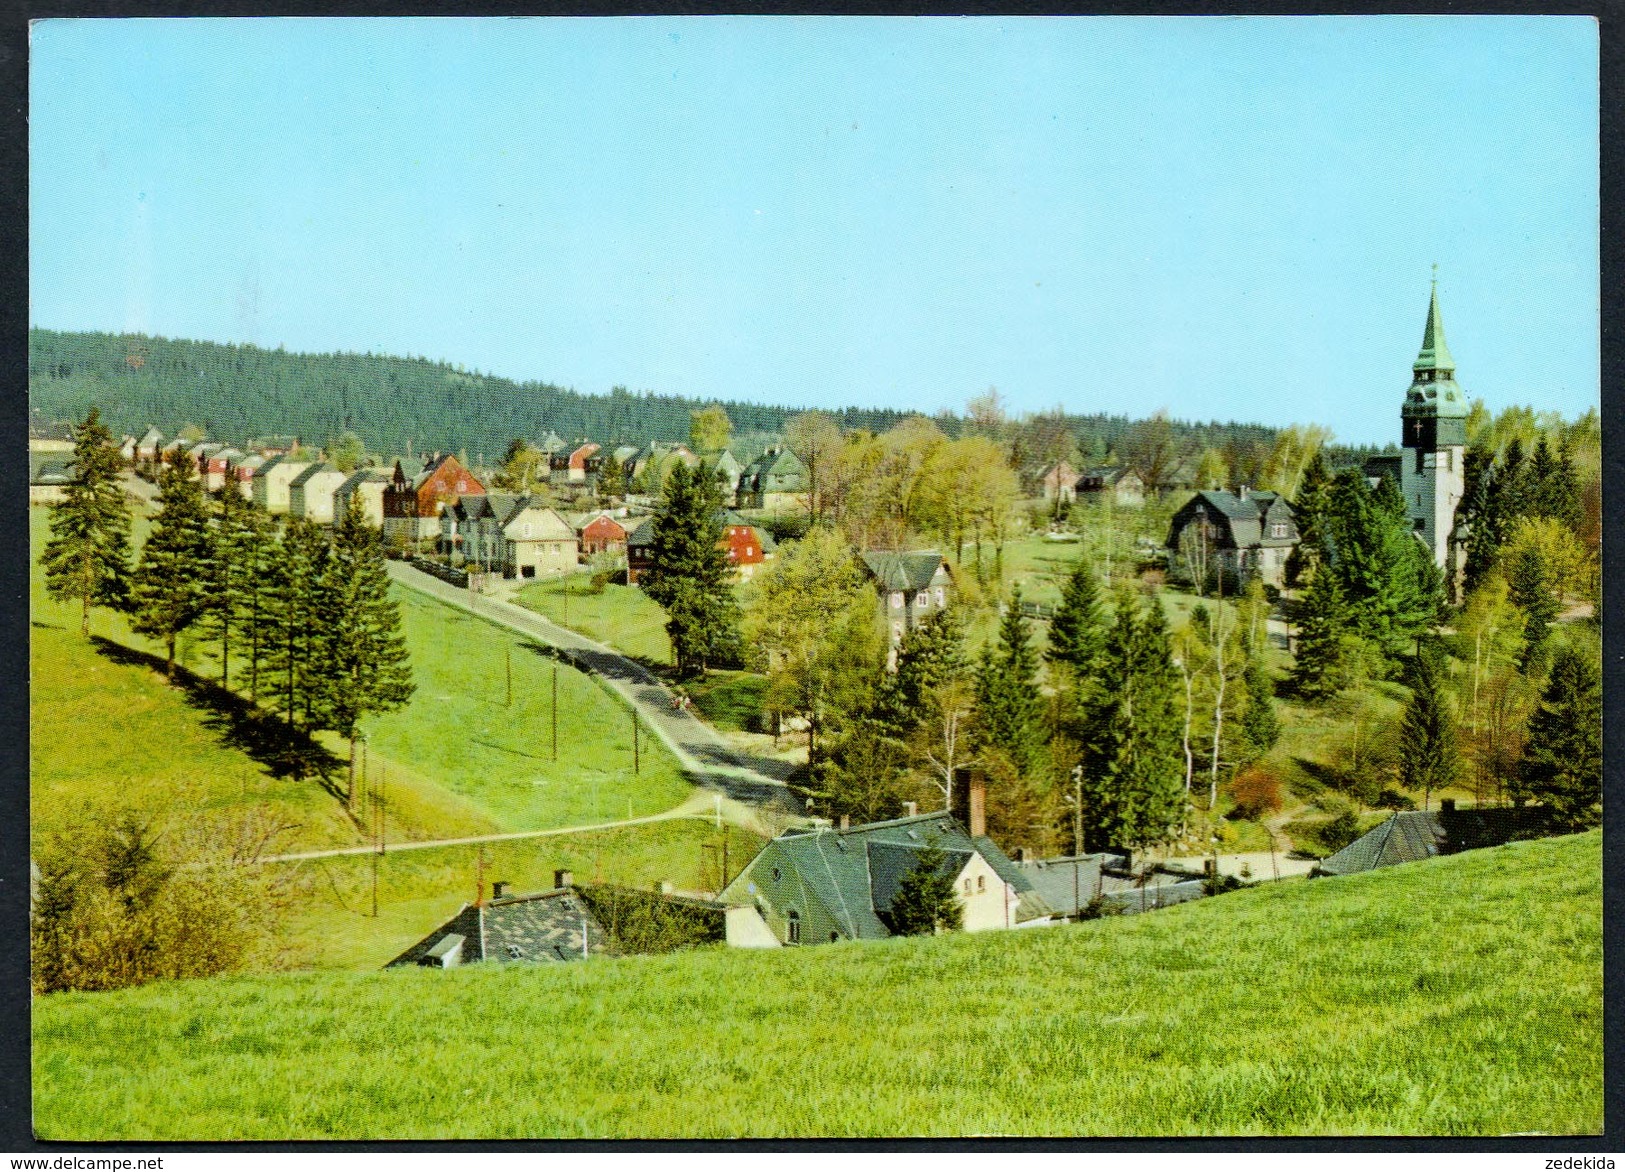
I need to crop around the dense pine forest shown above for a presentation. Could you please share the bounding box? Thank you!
[30,329,1305,463]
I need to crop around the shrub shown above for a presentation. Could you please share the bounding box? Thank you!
[1376,787,1417,810]
[1228,766,1283,819]
[1077,895,1126,920]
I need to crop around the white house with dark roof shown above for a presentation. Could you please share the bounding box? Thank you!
[252,452,314,514]
[288,461,349,524]
[718,805,1053,946]
[333,467,393,528]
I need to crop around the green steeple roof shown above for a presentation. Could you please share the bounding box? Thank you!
[1413,277,1456,374]
[1403,275,1469,420]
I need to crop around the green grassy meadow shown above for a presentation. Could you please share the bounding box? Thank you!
[278,818,764,970]
[34,830,1602,1139]
[514,576,673,665]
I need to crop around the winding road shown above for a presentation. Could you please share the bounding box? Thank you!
[386,560,800,817]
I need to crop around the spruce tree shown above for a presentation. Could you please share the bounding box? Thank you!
[1238,653,1280,758]
[1284,450,1332,586]
[1459,444,1500,594]
[1518,640,1601,829]
[1291,564,1351,702]
[1046,555,1107,678]
[877,607,967,735]
[1397,642,1459,808]
[884,841,963,935]
[975,586,1044,775]
[318,495,416,802]
[201,486,256,686]
[238,508,279,704]
[1505,544,1558,668]
[129,456,214,677]
[261,516,332,755]
[42,407,133,636]
[1079,589,1185,852]
[641,461,740,677]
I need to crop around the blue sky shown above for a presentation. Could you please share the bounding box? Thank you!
[30,16,1597,445]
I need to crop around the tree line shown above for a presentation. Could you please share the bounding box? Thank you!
[42,409,415,801]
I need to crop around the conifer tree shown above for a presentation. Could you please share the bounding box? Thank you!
[641,461,740,677]
[201,486,256,685]
[1079,589,1185,851]
[1459,443,1501,594]
[876,606,968,735]
[129,456,214,677]
[42,407,133,636]
[1397,642,1459,809]
[1504,544,1559,668]
[975,586,1044,775]
[262,516,332,749]
[237,508,279,704]
[884,840,963,936]
[1284,449,1332,586]
[1518,640,1602,829]
[1046,555,1107,679]
[1291,562,1352,702]
[318,496,416,802]
[1238,653,1280,758]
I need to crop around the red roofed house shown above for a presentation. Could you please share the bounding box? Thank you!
[383,453,486,551]
[551,442,601,484]
[572,512,628,557]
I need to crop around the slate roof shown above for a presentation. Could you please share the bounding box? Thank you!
[1168,490,1297,550]
[721,811,1052,940]
[861,550,948,593]
[1313,811,1445,877]
[337,467,391,493]
[739,447,808,493]
[386,888,610,968]
[29,453,71,484]
[289,461,339,488]
[625,517,657,549]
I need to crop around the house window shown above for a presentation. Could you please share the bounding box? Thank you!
[890,591,904,609]
[935,587,946,607]
[977,875,985,892]
[830,932,840,942]
[963,878,973,895]
[915,592,930,608]
[786,910,801,945]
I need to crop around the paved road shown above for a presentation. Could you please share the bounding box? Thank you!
[387,560,800,818]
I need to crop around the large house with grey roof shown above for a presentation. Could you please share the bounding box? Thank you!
[288,461,349,524]
[1165,487,1299,589]
[718,808,1053,946]
[860,550,953,670]
[736,446,809,512]
[251,451,314,514]
[388,876,611,969]
[445,493,579,578]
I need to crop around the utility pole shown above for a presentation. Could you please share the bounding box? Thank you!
[632,710,640,774]
[551,663,559,761]
[506,644,513,708]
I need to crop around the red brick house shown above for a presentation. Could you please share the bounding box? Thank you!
[626,511,771,585]
[551,442,601,484]
[383,453,486,548]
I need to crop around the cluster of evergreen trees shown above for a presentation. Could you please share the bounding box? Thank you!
[42,409,414,799]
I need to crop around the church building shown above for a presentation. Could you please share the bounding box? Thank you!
[1399,277,1469,577]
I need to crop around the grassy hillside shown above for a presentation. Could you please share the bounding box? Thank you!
[34,830,1602,1139]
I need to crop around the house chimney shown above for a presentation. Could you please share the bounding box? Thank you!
[1013,847,1028,864]
[1238,484,1249,500]
[553,869,573,890]
[968,773,987,839]
[840,814,850,831]
[902,801,918,818]
[1441,799,1456,812]
[491,881,509,901]
[657,880,674,895]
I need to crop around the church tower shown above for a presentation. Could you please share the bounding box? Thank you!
[1400,275,1469,569]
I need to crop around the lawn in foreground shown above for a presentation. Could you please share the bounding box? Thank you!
[276,817,764,970]
[33,830,1601,1138]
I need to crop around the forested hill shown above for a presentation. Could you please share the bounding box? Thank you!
[29,328,1308,465]
[26,329,927,457]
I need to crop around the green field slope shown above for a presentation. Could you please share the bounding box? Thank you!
[34,830,1601,1139]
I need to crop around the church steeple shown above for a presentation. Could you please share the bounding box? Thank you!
[1414,270,1456,376]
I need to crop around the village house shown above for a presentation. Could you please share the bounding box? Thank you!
[627,441,698,490]
[1036,459,1078,504]
[537,430,568,458]
[859,550,953,670]
[708,450,743,506]
[227,452,265,500]
[29,452,72,505]
[625,511,771,585]
[134,426,164,463]
[1075,465,1146,507]
[1165,487,1299,589]
[570,511,628,558]
[118,435,137,463]
[251,451,314,514]
[1312,801,1552,878]
[333,467,393,528]
[288,461,349,524]
[717,798,1053,946]
[383,453,485,550]
[736,446,810,512]
[447,494,579,578]
[198,446,240,492]
[387,875,611,969]
[550,441,601,484]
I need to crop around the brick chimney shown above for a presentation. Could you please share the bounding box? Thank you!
[839,814,850,831]
[968,773,987,839]
[491,881,509,901]
[553,869,573,890]
[902,801,918,818]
